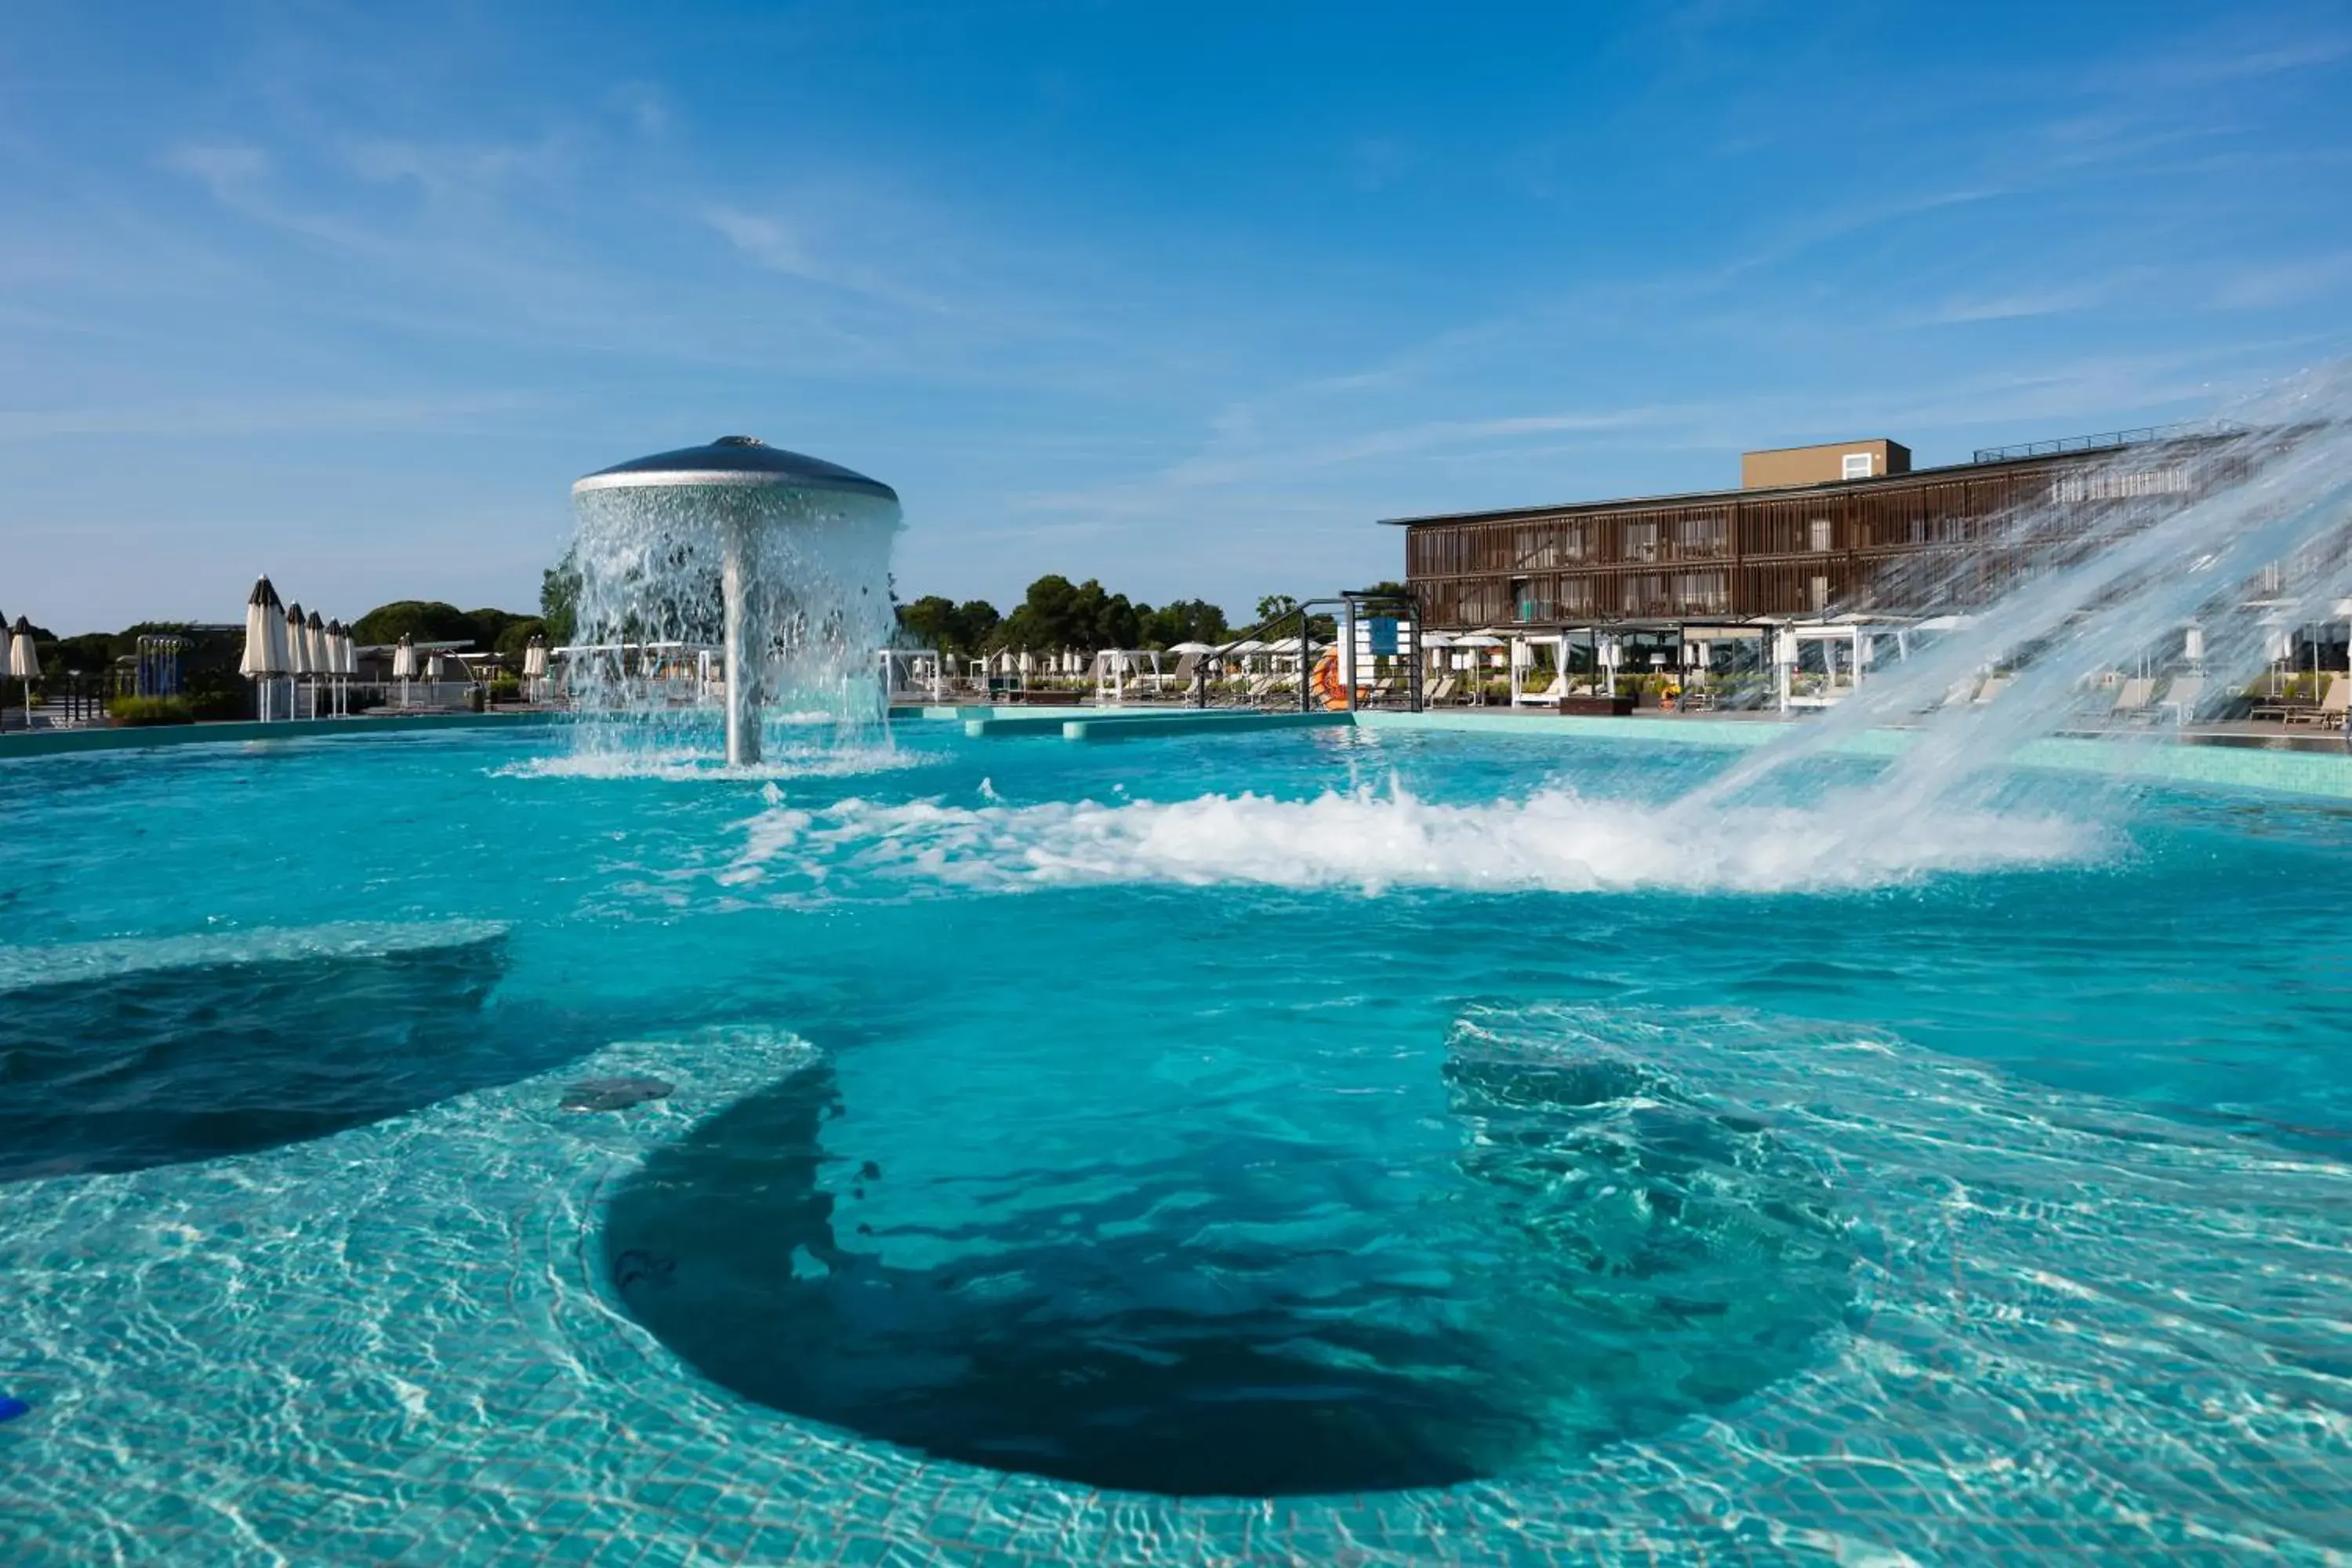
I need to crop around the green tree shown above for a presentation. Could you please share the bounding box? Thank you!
[895,594,961,652]
[540,547,582,645]
[895,596,1002,655]
[493,617,547,655]
[462,607,528,650]
[1138,599,1230,648]
[1254,593,1299,623]
[352,601,477,646]
[993,575,1143,652]
[953,598,1001,651]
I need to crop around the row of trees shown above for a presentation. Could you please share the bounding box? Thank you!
[889,577,1417,657]
[905,581,1419,657]
[896,575,1236,657]
[350,601,546,653]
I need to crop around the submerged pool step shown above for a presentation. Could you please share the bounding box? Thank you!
[961,708,1257,739]
[1062,710,1355,742]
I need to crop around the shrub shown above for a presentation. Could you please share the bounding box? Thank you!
[108,695,194,727]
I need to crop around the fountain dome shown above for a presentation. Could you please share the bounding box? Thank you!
[568,436,902,767]
[572,436,898,503]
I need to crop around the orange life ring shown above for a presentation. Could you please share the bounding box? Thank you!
[1309,649,1365,710]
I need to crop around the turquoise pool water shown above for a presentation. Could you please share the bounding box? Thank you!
[3,721,2350,1563]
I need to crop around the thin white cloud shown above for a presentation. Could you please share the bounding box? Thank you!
[342,136,571,201]
[701,203,953,314]
[606,83,669,137]
[0,390,546,440]
[2214,252,2352,310]
[2090,31,2352,92]
[161,142,271,197]
[1918,272,2149,325]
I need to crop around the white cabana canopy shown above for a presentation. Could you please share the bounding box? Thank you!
[1167,641,1218,655]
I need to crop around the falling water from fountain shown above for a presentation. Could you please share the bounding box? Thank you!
[566,437,902,768]
[1669,369,2352,840]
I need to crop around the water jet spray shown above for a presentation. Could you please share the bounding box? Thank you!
[570,437,901,767]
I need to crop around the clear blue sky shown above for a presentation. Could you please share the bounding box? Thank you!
[4,0,2348,633]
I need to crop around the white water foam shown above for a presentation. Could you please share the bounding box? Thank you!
[719,779,2103,896]
[499,743,931,783]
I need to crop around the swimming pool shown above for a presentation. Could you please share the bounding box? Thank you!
[4,720,2350,1563]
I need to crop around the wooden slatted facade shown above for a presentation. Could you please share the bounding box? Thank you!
[1393,441,2241,630]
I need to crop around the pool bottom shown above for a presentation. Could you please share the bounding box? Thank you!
[598,1032,1854,1497]
[4,1007,2347,1565]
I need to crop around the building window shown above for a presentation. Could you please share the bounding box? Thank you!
[1675,571,1728,613]
[1675,515,1726,556]
[1808,517,1833,553]
[1842,452,1874,479]
[1624,521,1659,562]
[1810,575,1831,611]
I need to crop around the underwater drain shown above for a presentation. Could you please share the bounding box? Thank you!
[601,1054,1854,1497]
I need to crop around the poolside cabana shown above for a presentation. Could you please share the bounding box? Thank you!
[1089,649,1163,706]
[880,648,946,702]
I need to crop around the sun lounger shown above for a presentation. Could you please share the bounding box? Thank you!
[1973,675,2013,705]
[2157,675,2205,725]
[2107,678,2155,720]
[2286,676,2348,727]
[1425,675,1459,705]
[1512,673,1566,706]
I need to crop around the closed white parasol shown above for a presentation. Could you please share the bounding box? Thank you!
[240,576,290,719]
[284,604,312,679]
[7,615,40,730]
[392,634,417,708]
[285,603,313,715]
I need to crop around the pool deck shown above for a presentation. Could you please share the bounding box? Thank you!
[0,710,561,759]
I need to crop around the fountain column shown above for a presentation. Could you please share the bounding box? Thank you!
[721,519,760,767]
[570,436,902,768]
